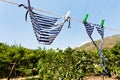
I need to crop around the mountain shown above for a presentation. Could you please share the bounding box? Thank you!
[75,34,120,50]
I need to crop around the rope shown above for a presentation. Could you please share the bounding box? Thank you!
[0,0,19,6]
[0,0,120,32]
[105,26,120,32]
[33,8,63,18]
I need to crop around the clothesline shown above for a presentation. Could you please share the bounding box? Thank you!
[0,0,120,32]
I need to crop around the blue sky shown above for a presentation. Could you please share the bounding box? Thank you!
[0,0,120,49]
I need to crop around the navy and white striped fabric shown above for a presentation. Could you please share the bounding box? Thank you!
[19,0,65,45]
[96,25,104,39]
[83,22,104,38]
[83,22,106,75]
[83,22,94,36]
[29,11,63,45]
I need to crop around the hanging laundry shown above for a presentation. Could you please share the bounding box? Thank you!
[82,14,107,76]
[83,22,94,36]
[96,20,105,39]
[19,0,71,45]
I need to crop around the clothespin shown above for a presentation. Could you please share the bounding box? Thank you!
[100,19,105,28]
[64,11,71,21]
[64,11,71,28]
[83,14,89,23]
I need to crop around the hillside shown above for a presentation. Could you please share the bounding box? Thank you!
[75,34,120,50]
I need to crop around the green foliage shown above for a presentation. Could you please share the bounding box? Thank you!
[0,42,120,79]
[37,48,98,79]
[105,42,120,75]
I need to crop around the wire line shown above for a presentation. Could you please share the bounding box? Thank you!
[0,0,19,6]
[0,0,120,32]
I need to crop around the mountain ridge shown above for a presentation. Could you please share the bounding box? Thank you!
[75,34,120,50]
